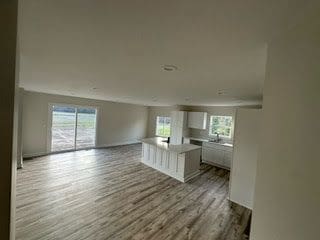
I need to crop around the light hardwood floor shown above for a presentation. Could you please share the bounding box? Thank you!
[16,144,251,240]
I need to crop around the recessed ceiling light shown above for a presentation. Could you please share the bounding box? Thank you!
[163,65,178,72]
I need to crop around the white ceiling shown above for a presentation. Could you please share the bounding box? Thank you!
[18,0,315,106]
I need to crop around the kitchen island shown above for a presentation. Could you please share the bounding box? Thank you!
[141,137,201,182]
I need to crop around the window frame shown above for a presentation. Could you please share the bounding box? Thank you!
[208,115,233,139]
[47,103,99,153]
[155,116,171,137]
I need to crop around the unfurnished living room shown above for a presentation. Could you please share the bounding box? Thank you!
[1,1,319,240]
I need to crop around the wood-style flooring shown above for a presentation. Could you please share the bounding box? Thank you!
[16,144,250,240]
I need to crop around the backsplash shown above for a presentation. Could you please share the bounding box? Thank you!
[189,127,234,144]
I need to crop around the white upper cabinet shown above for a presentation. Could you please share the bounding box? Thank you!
[187,112,207,129]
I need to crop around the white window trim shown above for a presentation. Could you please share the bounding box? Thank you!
[209,115,233,139]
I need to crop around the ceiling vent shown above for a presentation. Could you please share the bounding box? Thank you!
[163,65,178,71]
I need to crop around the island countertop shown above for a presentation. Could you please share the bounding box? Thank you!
[141,137,201,154]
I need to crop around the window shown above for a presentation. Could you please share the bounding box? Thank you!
[156,116,171,137]
[209,115,233,138]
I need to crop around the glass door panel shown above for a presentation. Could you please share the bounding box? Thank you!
[76,108,97,149]
[51,106,76,152]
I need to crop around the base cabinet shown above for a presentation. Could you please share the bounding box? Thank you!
[223,151,232,168]
[142,143,201,182]
[202,143,233,169]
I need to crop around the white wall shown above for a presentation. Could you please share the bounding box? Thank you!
[230,108,261,209]
[250,14,320,240]
[0,1,18,239]
[22,91,148,157]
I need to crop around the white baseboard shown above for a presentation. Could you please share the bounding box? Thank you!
[23,151,49,159]
[23,140,142,159]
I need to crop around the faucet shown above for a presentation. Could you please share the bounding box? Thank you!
[215,133,220,142]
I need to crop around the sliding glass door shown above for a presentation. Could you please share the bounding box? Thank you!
[50,105,97,152]
[51,106,76,152]
[76,107,97,149]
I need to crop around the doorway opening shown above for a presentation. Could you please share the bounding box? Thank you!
[49,104,97,152]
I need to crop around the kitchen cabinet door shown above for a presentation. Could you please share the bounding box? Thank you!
[202,147,213,162]
[142,143,149,163]
[223,151,232,168]
[202,147,224,166]
[212,148,225,165]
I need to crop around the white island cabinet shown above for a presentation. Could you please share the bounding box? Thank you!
[141,137,201,183]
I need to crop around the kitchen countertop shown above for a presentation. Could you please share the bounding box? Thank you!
[141,137,202,154]
[186,137,210,142]
[186,136,233,148]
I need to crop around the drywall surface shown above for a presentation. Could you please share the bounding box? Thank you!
[22,91,148,157]
[230,109,261,209]
[250,14,320,240]
[0,1,18,239]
